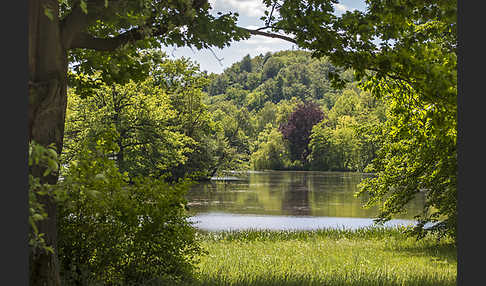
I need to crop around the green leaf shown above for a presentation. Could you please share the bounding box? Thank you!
[80,0,88,14]
[44,246,55,254]
[32,213,45,221]
[43,169,51,177]
[44,7,54,21]
[94,173,106,181]
[87,189,100,197]
[47,148,58,159]
[29,217,38,233]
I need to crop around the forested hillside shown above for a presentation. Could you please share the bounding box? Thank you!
[204,50,388,172]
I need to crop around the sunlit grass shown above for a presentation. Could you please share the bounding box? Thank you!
[180,227,456,286]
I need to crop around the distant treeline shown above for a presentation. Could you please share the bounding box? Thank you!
[204,50,388,172]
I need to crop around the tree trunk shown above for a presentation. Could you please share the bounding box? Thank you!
[29,1,68,285]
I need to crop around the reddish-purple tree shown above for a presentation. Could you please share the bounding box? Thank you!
[279,102,325,163]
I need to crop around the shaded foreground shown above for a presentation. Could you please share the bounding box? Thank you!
[180,228,456,286]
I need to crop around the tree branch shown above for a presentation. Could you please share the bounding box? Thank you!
[60,0,86,47]
[65,0,207,51]
[70,23,166,51]
[61,0,123,49]
[70,32,136,51]
[265,3,277,26]
[239,27,297,44]
[207,47,224,66]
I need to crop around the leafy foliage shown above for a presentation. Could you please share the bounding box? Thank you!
[251,124,290,170]
[357,81,457,239]
[60,55,241,284]
[67,0,251,90]
[65,54,238,181]
[28,141,60,257]
[64,76,191,179]
[58,124,202,285]
[308,87,387,172]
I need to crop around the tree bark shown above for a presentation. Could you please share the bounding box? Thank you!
[29,1,68,285]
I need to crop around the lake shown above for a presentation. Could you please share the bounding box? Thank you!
[186,171,426,231]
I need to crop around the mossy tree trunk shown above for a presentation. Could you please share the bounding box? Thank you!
[29,1,68,285]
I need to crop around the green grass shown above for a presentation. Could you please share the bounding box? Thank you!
[179,227,456,286]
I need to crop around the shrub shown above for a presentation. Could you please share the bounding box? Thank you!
[58,129,202,285]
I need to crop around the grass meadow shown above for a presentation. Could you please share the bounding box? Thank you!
[178,228,456,286]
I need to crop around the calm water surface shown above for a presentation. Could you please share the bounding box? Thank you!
[186,171,425,231]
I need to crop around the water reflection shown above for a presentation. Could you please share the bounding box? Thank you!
[186,171,426,230]
[281,173,311,216]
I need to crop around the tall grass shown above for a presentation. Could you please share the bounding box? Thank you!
[179,227,456,286]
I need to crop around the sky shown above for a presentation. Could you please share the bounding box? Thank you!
[160,0,367,74]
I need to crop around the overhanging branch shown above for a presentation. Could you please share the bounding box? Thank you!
[72,26,298,52]
[65,0,209,51]
[70,25,168,51]
[239,27,297,44]
[70,31,142,51]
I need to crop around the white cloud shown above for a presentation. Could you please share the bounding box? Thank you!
[237,45,275,57]
[244,25,260,30]
[244,35,286,45]
[334,3,350,13]
[249,45,274,55]
[209,0,267,18]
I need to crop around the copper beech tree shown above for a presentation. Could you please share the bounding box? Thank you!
[279,102,324,164]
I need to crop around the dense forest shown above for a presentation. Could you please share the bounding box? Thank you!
[63,50,388,181]
[204,50,387,172]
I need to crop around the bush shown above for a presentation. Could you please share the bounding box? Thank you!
[58,130,203,285]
